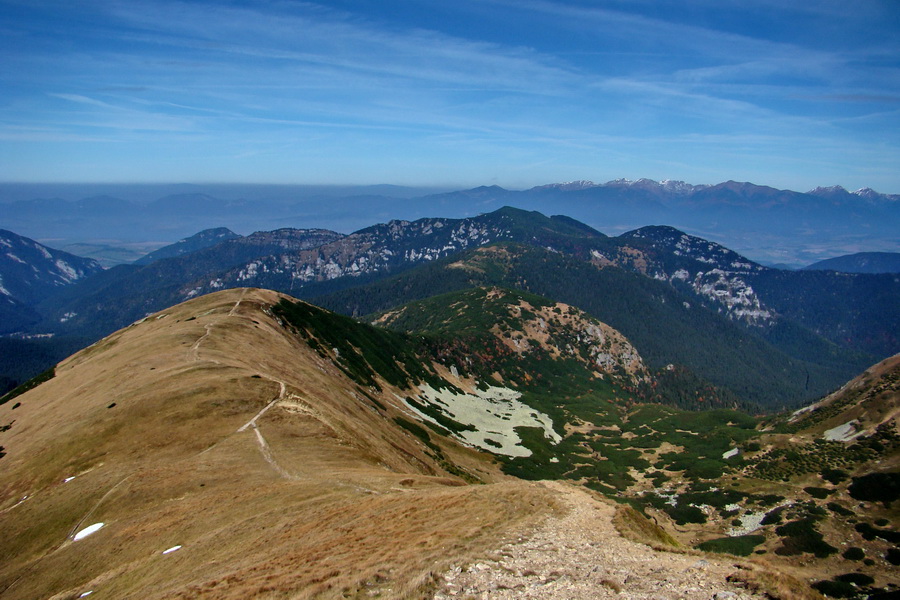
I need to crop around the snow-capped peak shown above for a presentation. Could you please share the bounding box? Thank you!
[852,187,881,199]
[808,185,848,195]
[535,180,598,191]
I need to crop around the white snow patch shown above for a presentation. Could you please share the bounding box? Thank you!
[728,510,767,536]
[55,259,78,281]
[728,502,790,536]
[73,522,104,541]
[162,545,182,554]
[789,403,817,422]
[400,383,560,457]
[823,420,863,442]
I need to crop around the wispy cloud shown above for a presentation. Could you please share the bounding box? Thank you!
[1,0,898,190]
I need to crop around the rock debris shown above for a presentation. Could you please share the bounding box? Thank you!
[433,481,764,600]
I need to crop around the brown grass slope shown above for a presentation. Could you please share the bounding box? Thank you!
[790,353,900,442]
[0,288,554,599]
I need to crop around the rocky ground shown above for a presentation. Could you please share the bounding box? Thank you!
[432,481,766,600]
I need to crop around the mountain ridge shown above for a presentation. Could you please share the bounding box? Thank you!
[3,178,897,267]
[802,251,900,274]
[4,206,889,411]
[2,287,896,599]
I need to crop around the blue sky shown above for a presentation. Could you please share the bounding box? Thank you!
[1,0,899,192]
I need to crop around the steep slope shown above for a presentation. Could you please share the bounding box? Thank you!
[0,288,545,599]
[3,287,895,599]
[719,355,900,597]
[0,229,103,332]
[36,227,344,338]
[316,243,865,410]
[133,227,241,265]
[373,287,648,391]
[615,226,899,360]
[0,288,780,600]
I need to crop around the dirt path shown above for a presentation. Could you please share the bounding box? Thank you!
[238,381,296,479]
[433,480,764,600]
[185,291,295,478]
[188,289,246,362]
[236,381,284,432]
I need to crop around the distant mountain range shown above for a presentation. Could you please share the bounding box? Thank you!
[1,179,897,267]
[133,227,241,265]
[803,251,900,274]
[1,207,896,411]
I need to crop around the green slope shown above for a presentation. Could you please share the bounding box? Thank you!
[312,243,857,410]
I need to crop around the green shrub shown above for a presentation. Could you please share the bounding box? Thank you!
[842,547,865,561]
[811,580,857,598]
[855,522,900,543]
[775,518,838,558]
[827,502,855,517]
[822,468,849,484]
[887,548,900,566]
[665,504,707,525]
[804,486,833,499]
[848,472,900,507]
[835,573,874,586]
[696,535,765,557]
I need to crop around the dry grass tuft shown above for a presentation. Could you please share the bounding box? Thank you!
[612,504,680,549]
[728,562,827,600]
[599,578,623,593]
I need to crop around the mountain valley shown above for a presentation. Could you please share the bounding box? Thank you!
[0,287,897,599]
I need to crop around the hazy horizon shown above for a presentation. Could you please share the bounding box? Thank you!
[0,176,897,205]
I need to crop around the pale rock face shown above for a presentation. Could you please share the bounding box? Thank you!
[625,228,775,327]
[181,216,516,300]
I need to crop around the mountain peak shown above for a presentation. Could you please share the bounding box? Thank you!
[532,180,599,191]
[135,227,242,265]
[853,187,881,199]
[808,185,849,195]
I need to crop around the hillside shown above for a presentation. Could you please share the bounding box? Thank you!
[2,288,897,598]
[133,227,241,265]
[0,289,534,598]
[0,288,777,600]
[381,283,900,598]
[0,229,103,333]
[803,252,900,275]
[316,243,870,410]
[1,206,894,417]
